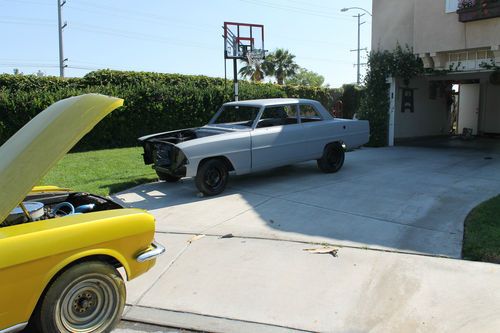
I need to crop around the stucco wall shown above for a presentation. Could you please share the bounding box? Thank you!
[394,78,448,139]
[371,0,414,51]
[413,0,466,54]
[372,0,500,53]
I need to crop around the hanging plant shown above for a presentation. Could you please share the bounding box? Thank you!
[459,0,477,9]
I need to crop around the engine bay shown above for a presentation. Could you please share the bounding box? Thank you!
[1,191,123,227]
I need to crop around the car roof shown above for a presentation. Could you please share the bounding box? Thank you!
[223,98,319,107]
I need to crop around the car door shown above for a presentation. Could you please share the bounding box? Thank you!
[250,104,307,171]
[299,103,330,160]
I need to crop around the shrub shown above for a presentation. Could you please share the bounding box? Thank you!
[0,70,343,150]
[339,84,364,119]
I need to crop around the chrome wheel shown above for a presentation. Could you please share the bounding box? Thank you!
[56,274,120,333]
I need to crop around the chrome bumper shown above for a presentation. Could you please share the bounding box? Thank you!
[136,241,166,262]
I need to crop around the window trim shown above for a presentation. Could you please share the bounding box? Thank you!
[254,104,300,129]
[445,0,459,13]
[298,103,324,123]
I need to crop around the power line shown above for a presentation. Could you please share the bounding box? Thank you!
[69,1,215,31]
[237,0,353,21]
[9,0,51,6]
[286,0,344,12]
[295,56,352,65]
[70,23,219,51]
[0,18,53,26]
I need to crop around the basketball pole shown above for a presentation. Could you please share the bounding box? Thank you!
[233,58,239,101]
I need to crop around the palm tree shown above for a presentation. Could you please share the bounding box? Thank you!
[263,49,299,85]
[238,57,265,82]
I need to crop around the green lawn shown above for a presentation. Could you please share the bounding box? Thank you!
[462,195,500,264]
[41,147,157,196]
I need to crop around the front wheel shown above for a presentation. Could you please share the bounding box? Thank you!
[33,261,125,333]
[195,159,229,196]
[317,142,345,173]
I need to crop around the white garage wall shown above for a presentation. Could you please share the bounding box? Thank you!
[395,78,449,139]
[482,84,500,134]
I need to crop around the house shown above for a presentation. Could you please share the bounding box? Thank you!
[372,0,500,145]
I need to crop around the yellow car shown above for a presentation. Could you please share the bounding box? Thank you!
[0,94,165,333]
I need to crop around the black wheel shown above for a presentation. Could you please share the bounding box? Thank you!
[317,142,345,173]
[195,159,228,196]
[33,261,125,333]
[156,170,181,183]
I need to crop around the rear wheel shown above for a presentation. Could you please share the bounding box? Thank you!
[156,170,181,183]
[317,142,345,173]
[195,159,228,196]
[34,261,125,333]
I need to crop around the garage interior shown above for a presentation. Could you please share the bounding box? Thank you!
[393,70,500,149]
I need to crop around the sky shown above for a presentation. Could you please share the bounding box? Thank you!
[0,0,372,88]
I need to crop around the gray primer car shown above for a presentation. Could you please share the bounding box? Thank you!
[139,98,369,196]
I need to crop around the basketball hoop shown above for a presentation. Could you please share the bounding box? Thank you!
[246,49,265,66]
[222,22,265,101]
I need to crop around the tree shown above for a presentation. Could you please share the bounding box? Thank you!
[239,57,265,82]
[286,68,325,87]
[263,48,299,85]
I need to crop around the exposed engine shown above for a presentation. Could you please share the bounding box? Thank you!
[1,191,123,227]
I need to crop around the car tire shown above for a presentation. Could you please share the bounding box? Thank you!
[317,142,345,173]
[33,261,125,333]
[195,159,228,196]
[156,170,181,183]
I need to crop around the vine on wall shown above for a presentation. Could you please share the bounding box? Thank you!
[358,45,423,146]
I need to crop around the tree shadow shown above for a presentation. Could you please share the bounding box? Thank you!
[100,177,158,196]
[113,146,500,259]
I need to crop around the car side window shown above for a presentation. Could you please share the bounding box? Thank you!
[257,105,298,128]
[300,104,323,123]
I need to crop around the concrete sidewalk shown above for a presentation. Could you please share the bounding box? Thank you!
[114,146,500,332]
[123,232,500,333]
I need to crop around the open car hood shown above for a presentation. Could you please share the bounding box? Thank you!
[0,94,123,222]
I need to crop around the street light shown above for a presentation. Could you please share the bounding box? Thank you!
[341,7,372,85]
[341,7,372,16]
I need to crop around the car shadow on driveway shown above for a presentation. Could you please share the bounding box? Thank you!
[114,147,500,258]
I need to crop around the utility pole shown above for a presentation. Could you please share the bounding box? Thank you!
[350,13,367,85]
[57,0,68,78]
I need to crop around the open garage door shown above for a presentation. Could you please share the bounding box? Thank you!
[458,84,480,136]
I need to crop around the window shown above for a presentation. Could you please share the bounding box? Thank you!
[299,104,323,123]
[446,0,459,13]
[257,105,298,127]
[212,105,260,127]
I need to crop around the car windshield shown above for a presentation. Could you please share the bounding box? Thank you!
[211,105,260,127]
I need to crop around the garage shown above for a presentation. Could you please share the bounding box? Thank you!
[390,70,500,146]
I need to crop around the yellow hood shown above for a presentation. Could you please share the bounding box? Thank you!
[0,94,124,222]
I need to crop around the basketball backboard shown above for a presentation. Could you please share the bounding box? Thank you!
[223,22,265,60]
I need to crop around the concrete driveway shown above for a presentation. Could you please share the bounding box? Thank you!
[114,145,500,332]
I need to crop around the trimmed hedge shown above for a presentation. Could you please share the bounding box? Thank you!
[339,84,364,120]
[0,70,343,151]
